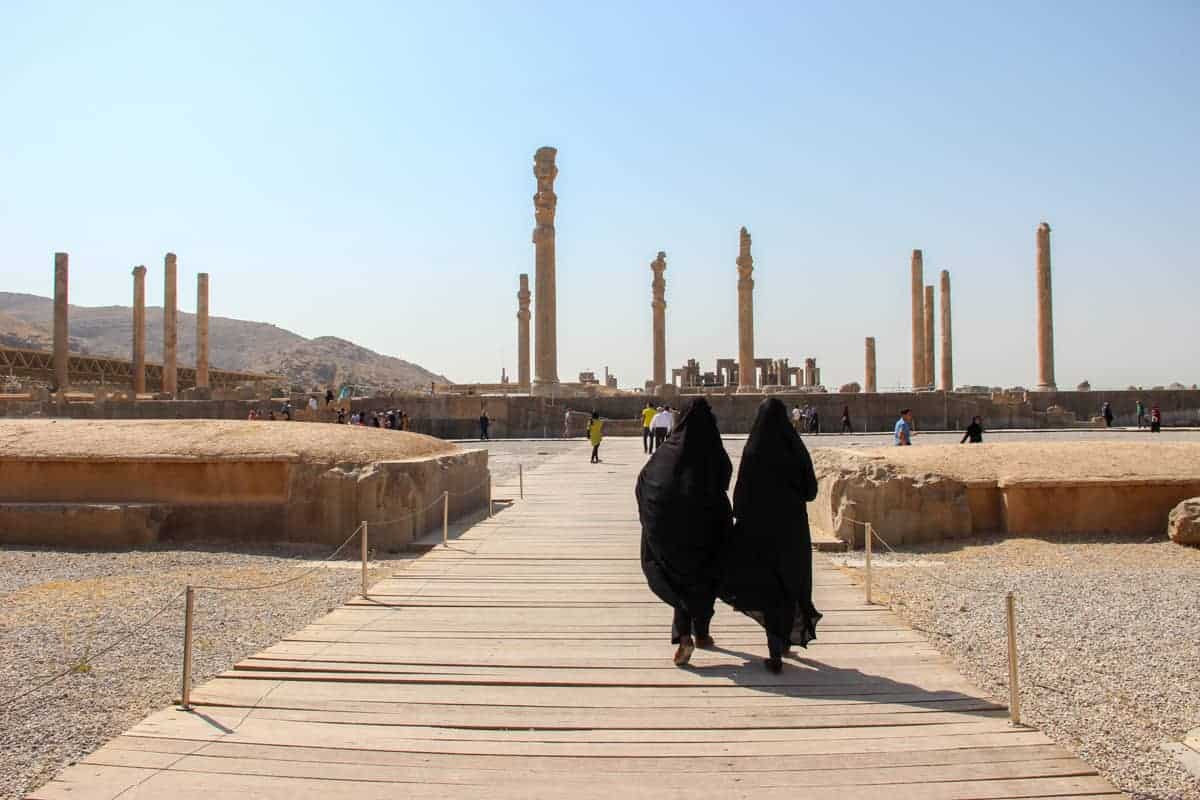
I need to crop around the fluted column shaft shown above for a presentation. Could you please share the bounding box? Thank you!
[163,252,178,396]
[924,285,935,389]
[939,270,953,392]
[911,250,925,389]
[53,252,69,393]
[865,337,877,393]
[196,273,210,389]
[1036,222,1056,390]
[736,227,756,392]
[532,147,559,390]
[651,251,667,388]
[132,266,147,394]
[517,274,531,390]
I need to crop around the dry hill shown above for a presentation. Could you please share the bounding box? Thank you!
[0,292,449,391]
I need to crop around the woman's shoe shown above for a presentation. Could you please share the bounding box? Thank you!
[694,634,715,649]
[763,656,783,674]
[673,636,695,666]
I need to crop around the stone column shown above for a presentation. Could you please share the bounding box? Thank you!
[53,252,69,393]
[1035,222,1056,390]
[195,272,210,389]
[924,285,935,390]
[131,266,147,394]
[804,358,816,387]
[650,251,667,389]
[516,273,531,390]
[163,252,178,396]
[864,336,877,393]
[911,249,925,389]
[532,147,559,391]
[939,270,953,392]
[736,227,756,392]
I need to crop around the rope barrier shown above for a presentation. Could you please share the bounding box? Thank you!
[0,586,188,708]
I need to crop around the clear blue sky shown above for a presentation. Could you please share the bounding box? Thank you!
[2,1,1197,390]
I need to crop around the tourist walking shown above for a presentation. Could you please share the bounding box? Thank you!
[791,404,803,433]
[840,405,852,433]
[564,409,571,438]
[1136,399,1146,429]
[808,407,820,434]
[650,406,672,450]
[636,398,732,666]
[961,415,984,443]
[1150,403,1162,433]
[1102,401,1114,428]
[641,401,656,454]
[719,398,821,674]
[586,411,604,463]
[894,409,914,445]
[479,411,490,441]
[325,388,334,406]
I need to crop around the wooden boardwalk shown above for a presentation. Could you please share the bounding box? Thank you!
[31,439,1120,799]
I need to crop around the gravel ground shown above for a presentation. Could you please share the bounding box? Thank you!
[830,535,1200,800]
[0,545,413,800]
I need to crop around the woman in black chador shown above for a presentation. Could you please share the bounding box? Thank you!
[636,398,732,667]
[720,397,821,674]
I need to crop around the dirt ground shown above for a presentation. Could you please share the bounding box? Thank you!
[0,419,457,462]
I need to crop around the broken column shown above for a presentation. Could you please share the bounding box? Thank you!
[939,270,953,392]
[163,252,178,396]
[804,358,817,387]
[532,147,559,391]
[131,265,147,394]
[195,272,210,390]
[865,336,877,393]
[53,252,69,394]
[516,273,531,390]
[736,227,756,392]
[651,251,667,389]
[1035,222,1056,390]
[911,249,925,389]
[924,285,935,390]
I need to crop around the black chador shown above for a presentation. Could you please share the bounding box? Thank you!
[720,398,822,673]
[635,398,732,666]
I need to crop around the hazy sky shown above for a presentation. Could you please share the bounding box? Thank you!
[2,1,1197,390]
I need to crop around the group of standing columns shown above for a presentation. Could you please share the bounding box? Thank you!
[904,250,955,393]
[49,252,211,397]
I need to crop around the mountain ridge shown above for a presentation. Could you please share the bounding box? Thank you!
[0,292,449,391]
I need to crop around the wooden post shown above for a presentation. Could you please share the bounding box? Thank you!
[488,475,493,517]
[1006,592,1021,726]
[360,521,369,598]
[180,586,195,710]
[864,523,874,605]
[442,491,449,546]
[519,464,524,499]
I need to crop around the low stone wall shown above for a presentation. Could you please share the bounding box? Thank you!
[811,448,1200,546]
[0,451,488,550]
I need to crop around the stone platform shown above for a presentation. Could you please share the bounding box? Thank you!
[812,442,1200,546]
[0,420,488,550]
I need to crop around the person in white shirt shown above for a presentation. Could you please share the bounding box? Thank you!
[651,407,672,450]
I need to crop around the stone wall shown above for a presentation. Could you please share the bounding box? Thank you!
[3,388,1198,437]
[0,450,488,550]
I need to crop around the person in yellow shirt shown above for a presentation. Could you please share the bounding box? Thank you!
[586,411,604,463]
[641,401,657,454]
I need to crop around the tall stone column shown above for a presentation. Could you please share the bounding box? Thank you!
[924,285,935,390]
[910,250,925,389]
[736,227,756,392]
[131,266,147,394]
[1035,222,1056,390]
[163,252,178,396]
[864,336,877,393]
[650,251,667,389]
[516,273,531,390]
[532,147,559,391]
[195,272,210,389]
[53,252,69,394]
[939,270,953,392]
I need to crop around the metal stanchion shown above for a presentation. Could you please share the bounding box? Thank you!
[442,490,449,546]
[1006,591,1021,726]
[180,586,195,710]
[864,523,874,605]
[360,521,369,598]
[519,464,524,499]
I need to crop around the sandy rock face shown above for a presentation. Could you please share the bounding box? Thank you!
[1167,497,1200,545]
